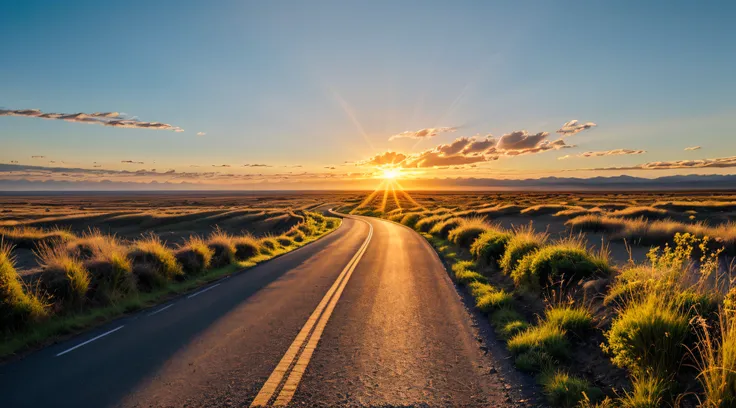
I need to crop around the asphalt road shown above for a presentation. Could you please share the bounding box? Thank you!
[0,215,528,407]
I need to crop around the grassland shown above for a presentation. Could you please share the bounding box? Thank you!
[343,189,736,407]
[0,192,344,358]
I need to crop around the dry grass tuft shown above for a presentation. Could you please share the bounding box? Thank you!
[0,242,48,331]
[36,243,90,309]
[206,228,237,268]
[0,226,75,250]
[175,236,213,275]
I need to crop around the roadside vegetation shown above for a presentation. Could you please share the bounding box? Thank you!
[351,191,736,408]
[0,211,340,358]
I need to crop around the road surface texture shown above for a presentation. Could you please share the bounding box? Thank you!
[0,214,538,407]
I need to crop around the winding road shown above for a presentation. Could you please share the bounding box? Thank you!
[0,213,533,407]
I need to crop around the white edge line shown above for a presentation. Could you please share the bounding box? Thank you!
[147,304,174,317]
[55,325,125,357]
[187,283,221,299]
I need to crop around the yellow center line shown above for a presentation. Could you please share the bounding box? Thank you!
[250,215,373,407]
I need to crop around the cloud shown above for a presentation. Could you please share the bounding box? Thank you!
[462,135,496,154]
[0,108,183,132]
[556,120,597,137]
[357,151,408,166]
[558,149,646,160]
[684,146,701,151]
[212,164,231,168]
[588,156,736,171]
[359,130,571,169]
[121,160,144,164]
[324,166,336,170]
[388,126,458,140]
[402,150,490,168]
[437,137,475,156]
[496,131,549,150]
[31,155,45,159]
[197,132,206,136]
[10,161,18,164]
[242,164,272,168]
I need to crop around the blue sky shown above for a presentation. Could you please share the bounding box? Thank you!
[1,1,735,188]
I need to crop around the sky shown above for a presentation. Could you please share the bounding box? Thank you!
[1,1,735,190]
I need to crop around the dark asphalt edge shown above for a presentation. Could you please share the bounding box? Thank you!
[0,218,345,364]
[352,214,547,407]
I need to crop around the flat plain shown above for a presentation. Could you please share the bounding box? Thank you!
[2,189,736,407]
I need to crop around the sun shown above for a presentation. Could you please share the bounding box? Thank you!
[382,168,400,180]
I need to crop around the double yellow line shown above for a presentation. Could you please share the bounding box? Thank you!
[250,217,373,407]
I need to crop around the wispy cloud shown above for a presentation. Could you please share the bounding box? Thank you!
[212,164,231,168]
[243,164,272,168]
[0,109,183,132]
[587,156,736,171]
[684,146,701,151]
[388,126,458,140]
[558,149,646,160]
[197,132,206,136]
[556,120,597,137]
[31,155,45,159]
[121,160,144,164]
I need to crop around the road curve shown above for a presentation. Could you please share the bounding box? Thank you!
[0,214,516,407]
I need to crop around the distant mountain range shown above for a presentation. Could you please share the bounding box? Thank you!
[0,174,735,192]
[399,174,736,190]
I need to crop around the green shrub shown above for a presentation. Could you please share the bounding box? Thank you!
[468,281,494,298]
[276,235,294,247]
[508,324,570,360]
[470,230,513,266]
[416,215,447,233]
[259,236,279,254]
[430,217,462,239]
[500,320,529,340]
[603,295,689,376]
[619,373,669,408]
[540,371,602,408]
[388,212,405,222]
[38,244,90,309]
[206,229,236,267]
[511,242,611,290]
[516,350,552,373]
[233,235,261,261]
[500,226,547,275]
[490,307,524,325]
[448,217,492,248]
[452,261,487,285]
[290,230,306,243]
[129,234,183,289]
[0,242,48,331]
[676,290,720,318]
[400,212,423,228]
[175,236,213,275]
[491,307,530,342]
[544,305,593,334]
[476,290,513,313]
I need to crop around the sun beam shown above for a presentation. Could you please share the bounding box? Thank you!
[382,168,400,180]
